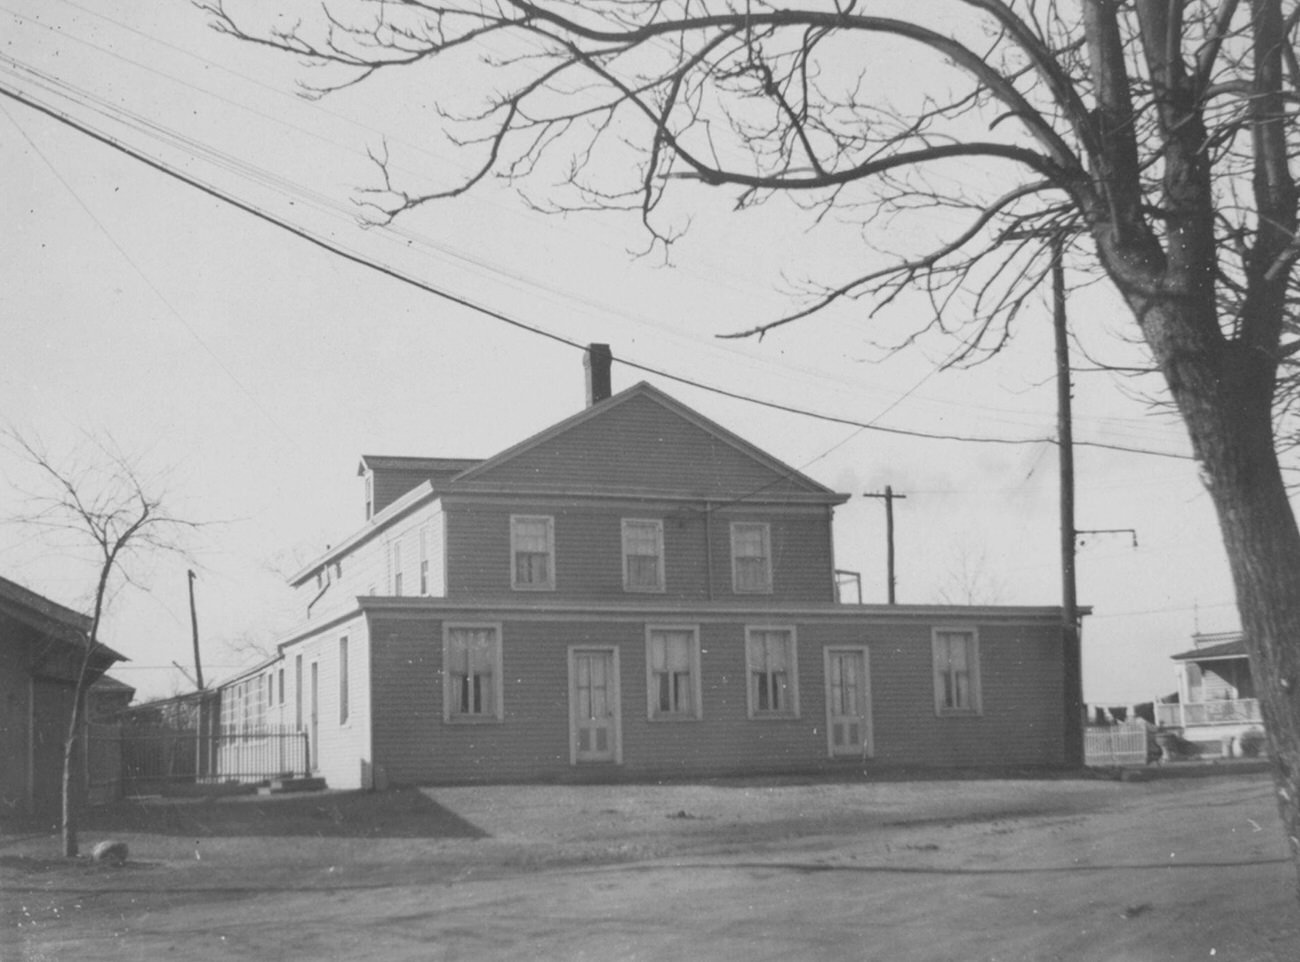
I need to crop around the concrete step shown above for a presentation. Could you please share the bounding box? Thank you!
[257,776,327,795]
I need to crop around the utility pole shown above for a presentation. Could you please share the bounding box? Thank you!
[187,569,204,690]
[1053,237,1084,769]
[863,486,907,604]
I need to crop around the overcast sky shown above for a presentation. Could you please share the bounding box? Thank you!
[2,1,1245,705]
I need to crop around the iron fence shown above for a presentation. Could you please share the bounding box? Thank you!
[88,725,310,799]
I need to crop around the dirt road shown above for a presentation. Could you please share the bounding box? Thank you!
[4,771,1298,960]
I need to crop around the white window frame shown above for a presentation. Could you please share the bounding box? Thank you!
[644,625,702,721]
[745,626,799,718]
[932,627,982,716]
[443,623,504,722]
[419,525,430,596]
[622,519,665,593]
[391,539,404,596]
[510,515,556,591]
[730,522,773,594]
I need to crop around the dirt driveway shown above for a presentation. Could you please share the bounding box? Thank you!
[3,770,1298,961]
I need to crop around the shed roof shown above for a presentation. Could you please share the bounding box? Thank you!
[1171,638,1247,661]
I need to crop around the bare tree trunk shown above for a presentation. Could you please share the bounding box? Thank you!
[61,690,82,858]
[1158,319,1300,883]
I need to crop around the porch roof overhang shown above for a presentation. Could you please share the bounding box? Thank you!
[1171,639,1248,662]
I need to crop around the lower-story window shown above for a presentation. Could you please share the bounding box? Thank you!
[932,627,981,715]
[746,626,798,718]
[646,626,701,720]
[443,624,504,721]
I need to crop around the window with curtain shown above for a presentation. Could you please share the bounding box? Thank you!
[933,629,980,714]
[746,628,797,717]
[647,627,699,719]
[623,519,664,591]
[511,516,554,589]
[445,625,503,720]
[731,522,772,593]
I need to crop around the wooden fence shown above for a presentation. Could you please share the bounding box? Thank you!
[1084,722,1153,767]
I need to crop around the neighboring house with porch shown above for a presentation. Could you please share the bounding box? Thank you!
[0,574,125,819]
[223,346,1075,789]
[1155,631,1264,756]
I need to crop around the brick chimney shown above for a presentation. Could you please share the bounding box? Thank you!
[584,343,613,406]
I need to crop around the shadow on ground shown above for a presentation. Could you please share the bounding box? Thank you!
[2,788,486,840]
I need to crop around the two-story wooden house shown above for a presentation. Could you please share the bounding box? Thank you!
[242,347,1071,788]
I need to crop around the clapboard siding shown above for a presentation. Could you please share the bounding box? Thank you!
[297,503,448,623]
[465,391,822,497]
[444,501,835,602]
[280,614,371,789]
[866,621,1065,767]
[365,609,1065,785]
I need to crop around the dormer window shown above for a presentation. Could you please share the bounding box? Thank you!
[511,515,555,590]
[364,472,374,521]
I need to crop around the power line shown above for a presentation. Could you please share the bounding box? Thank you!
[0,66,1202,461]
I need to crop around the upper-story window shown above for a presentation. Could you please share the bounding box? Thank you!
[622,519,664,592]
[419,526,430,595]
[731,522,772,593]
[365,472,374,520]
[933,628,981,715]
[391,540,404,596]
[511,515,555,590]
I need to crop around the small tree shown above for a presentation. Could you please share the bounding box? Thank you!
[3,430,197,857]
[202,1,1300,887]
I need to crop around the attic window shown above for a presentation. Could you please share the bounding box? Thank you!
[365,473,374,520]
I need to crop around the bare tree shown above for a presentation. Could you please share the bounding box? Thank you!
[935,542,1009,607]
[3,430,198,857]
[201,1,1300,884]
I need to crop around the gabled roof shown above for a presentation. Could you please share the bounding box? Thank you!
[450,381,846,504]
[1172,638,1248,661]
[356,455,482,478]
[0,573,126,663]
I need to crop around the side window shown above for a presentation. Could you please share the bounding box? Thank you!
[746,627,798,718]
[419,526,430,595]
[932,628,981,715]
[731,522,772,593]
[511,515,555,590]
[444,625,504,721]
[338,637,350,725]
[646,626,701,720]
[391,540,404,596]
[623,519,665,592]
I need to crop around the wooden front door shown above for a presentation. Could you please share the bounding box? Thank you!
[569,647,620,764]
[825,647,872,758]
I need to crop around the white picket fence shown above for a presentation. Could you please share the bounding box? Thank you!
[1084,722,1152,766]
